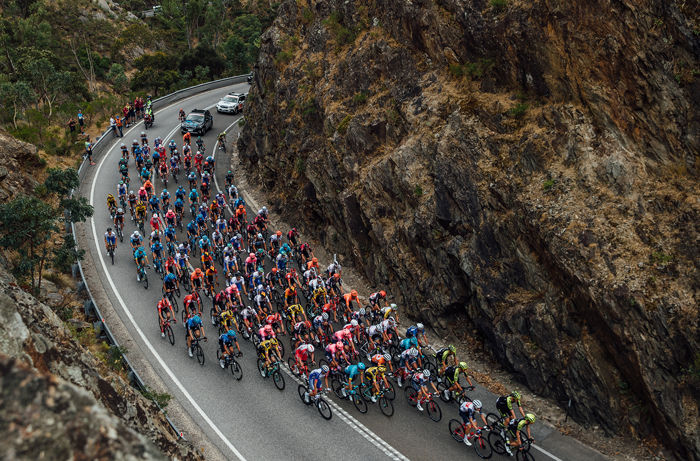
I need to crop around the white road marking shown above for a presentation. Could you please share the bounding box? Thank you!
[533,445,564,461]
[212,118,410,461]
[89,91,247,461]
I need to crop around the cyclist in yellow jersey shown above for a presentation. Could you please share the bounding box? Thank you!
[364,366,390,403]
[509,414,536,452]
[287,303,306,323]
[258,337,280,368]
[220,308,237,331]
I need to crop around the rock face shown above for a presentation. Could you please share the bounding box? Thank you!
[238,0,699,458]
[0,265,203,460]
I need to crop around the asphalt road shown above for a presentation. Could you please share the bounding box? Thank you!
[80,84,607,461]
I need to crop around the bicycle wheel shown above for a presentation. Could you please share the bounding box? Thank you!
[288,357,300,376]
[379,396,394,417]
[210,307,217,325]
[110,249,114,265]
[331,379,345,399]
[427,399,442,422]
[424,360,437,377]
[474,433,493,459]
[516,450,535,461]
[298,384,311,405]
[195,344,205,365]
[381,379,396,400]
[143,274,149,289]
[352,394,368,413]
[488,431,507,455]
[449,419,466,442]
[518,431,532,452]
[405,387,418,406]
[277,340,285,358]
[272,370,285,390]
[257,358,267,377]
[316,398,332,420]
[165,324,175,345]
[360,382,373,402]
[230,359,243,381]
[171,296,179,313]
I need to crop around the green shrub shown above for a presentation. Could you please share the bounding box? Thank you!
[414,185,423,196]
[295,157,305,174]
[323,11,357,47]
[141,386,172,408]
[337,115,351,134]
[301,7,314,25]
[352,91,368,105]
[34,184,49,198]
[275,50,293,66]
[490,0,508,12]
[301,100,317,117]
[238,118,246,127]
[508,102,529,118]
[542,179,555,191]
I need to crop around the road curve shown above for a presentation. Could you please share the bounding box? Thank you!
[79,83,607,461]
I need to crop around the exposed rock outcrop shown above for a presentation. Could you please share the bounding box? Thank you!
[239,0,699,458]
[0,265,203,460]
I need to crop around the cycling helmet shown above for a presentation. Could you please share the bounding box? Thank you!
[119,180,124,185]
[257,233,262,238]
[133,231,140,237]
[249,253,254,258]
[107,227,112,232]
[227,170,231,174]
[195,268,202,274]
[472,399,482,409]
[141,131,145,135]
[390,303,397,310]
[357,362,366,371]
[526,413,536,423]
[378,366,387,373]
[448,345,457,353]
[380,290,386,297]
[383,353,391,362]
[307,345,315,353]
[227,330,236,337]
[257,284,264,291]
[117,208,123,213]
[350,319,358,327]
[262,206,267,212]
[416,322,424,330]
[120,143,126,147]
[322,312,329,321]
[459,361,468,370]
[133,139,138,143]
[321,365,329,373]
[271,267,278,273]
[129,190,134,194]
[359,308,365,315]
[192,314,201,322]
[276,230,282,236]
[336,341,343,349]
[334,273,340,279]
[422,369,431,378]
[512,390,521,400]
[351,290,358,297]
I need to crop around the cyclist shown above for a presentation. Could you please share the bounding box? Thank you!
[129,230,143,250]
[190,267,204,292]
[133,245,148,282]
[326,272,343,297]
[287,227,299,247]
[370,353,394,377]
[436,344,459,374]
[312,312,331,340]
[217,131,226,147]
[117,181,128,202]
[405,323,428,347]
[363,365,389,403]
[183,292,201,318]
[324,341,349,369]
[106,193,117,215]
[114,207,125,234]
[104,226,117,251]
[257,323,276,343]
[284,286,299,308]
[163,270,178,297]
[341,361,366,398]
[225,170,234,188]
[218,330,241,369]
[304,365,330,403]
[380,303,399,323]
[443,362,474,401]
[399,346,422,376]
[157,296,176,337]
[368,290,388,309]
[411,369,439,412]
[299,243,314,267]
[294,343,315,377]
[509,413,536,452]
[258,336,281,369]
[344,289,362,312]
[186,314,206,358]
[497,390,527,430]
[459,400,489,446]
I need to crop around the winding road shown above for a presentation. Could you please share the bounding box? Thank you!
[78,83,607,461]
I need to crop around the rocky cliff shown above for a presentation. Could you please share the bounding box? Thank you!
[238,0,699,458]
[0,256,202,459]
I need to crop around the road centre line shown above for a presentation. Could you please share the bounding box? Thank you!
[89,92,247,461]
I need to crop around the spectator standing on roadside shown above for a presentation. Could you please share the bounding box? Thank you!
[67,117,76,139]
[128,103,135,126]
[77,110,85,134]
[85,136,95,165]
[115,115,123,137]
[110,116,117,137]
[122,104,129,126]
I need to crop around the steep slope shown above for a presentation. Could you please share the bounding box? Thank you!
[238,0,699,458]
[0,235,202,459]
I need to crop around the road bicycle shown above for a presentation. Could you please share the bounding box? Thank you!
[107,243,116,265]
[160,317,175,346]
[331,379,368,414]
[188,336,206,366]
[486,413,534,460]
[405,386,442,422]
[137,263,149,289]
[359,381,394,417]
[217,350,243,381]
[256,355,285,390]
[448,420,493,459]
[436,382,475,405]
[297,384,332,420]
[162,286,179,313]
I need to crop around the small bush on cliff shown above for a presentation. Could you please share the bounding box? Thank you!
[275,50,294,67]
[490,0,508,12]
[323,11,357,48]
[141,386,172,409]
[543,179,555,191]
[295,157,305,174]
[508,102,529,118]
[352,91,368,105]
[337,115,352,135]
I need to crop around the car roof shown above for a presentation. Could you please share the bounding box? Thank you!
[190,109,206,114]
[227,92,244,97]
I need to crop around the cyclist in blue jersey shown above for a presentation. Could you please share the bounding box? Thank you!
[163,271,178,295]
[342,361,366,397]
[133,246,148,281]
[305,365,330,403]
[186,314,206,357]
[218,330,241,368]
[130,230,143,250]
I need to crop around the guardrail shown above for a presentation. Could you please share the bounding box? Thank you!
[67,74,250,440]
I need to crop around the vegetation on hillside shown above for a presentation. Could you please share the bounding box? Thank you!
[0,0,276,158]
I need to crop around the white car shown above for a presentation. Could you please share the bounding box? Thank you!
[216,94,243,114]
